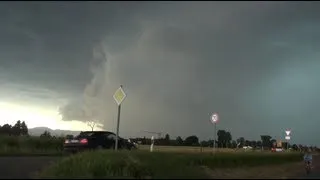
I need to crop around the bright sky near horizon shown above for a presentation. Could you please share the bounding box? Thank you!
[0,101,90,131]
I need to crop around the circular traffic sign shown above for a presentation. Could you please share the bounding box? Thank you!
[211,113,219,123]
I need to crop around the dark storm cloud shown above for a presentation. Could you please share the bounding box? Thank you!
[2,2,320,145]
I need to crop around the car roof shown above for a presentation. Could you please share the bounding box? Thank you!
[80,131,115,135]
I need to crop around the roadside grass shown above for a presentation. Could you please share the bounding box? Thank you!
[37,150,302,179]
[202,161,305,179]
[0,135,297,157]
[137,144,275,153]
[0,148,65,156]
[0,135,63,156]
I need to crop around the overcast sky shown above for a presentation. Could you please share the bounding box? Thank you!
[1,1,320,145]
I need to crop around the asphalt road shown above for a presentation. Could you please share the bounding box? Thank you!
[0,156,61,179]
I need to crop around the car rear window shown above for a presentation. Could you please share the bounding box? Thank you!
[76,132,95,138]
[75,132,115,138]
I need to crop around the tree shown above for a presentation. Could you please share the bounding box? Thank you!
[184,135,199,146]
[231,140,237,149]
[282,142,288,149]
[87,121,96,131]
[292,144,298,151]
[225,132,232,148]
[217,130,232,148]
[256,140,262,147]
[208,140,214,147]
[250,140,257,148]
[260,135,272,150]
[21,121,28,136]
[163,134,170,145]
[176,136,183,146]
[12,120,22,136]
[0,121,28,136]
[298,144,303,151]
[217,130,226,148]
[237,137,245,148]
[200,140,209,147]
[165,134,170,141]
[271,139,277,147]
[40,130,51,138]
[0,124,12,135]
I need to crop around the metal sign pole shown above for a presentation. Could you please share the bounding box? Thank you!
[285,130,291,151]
[150,136,154,152]
[115,103,121,151]
[214,122,216,151]
[211,113,219,153]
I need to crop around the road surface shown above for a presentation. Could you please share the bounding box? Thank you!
[0,156,60,179]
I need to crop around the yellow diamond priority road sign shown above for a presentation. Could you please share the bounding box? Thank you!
[113,86,126,106]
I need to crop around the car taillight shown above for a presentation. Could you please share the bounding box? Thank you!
[80,138,88,144]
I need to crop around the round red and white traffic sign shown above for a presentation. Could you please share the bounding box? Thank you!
[211,113,219,124]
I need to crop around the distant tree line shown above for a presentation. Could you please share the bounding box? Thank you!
[0,121,317,151]
[0,121,59,139]
[0,120,28,136]
[131,130,318,151]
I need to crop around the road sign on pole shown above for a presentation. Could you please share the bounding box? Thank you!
[113,86,126,106]
[113,85,126,151]
[285,130,291,136]
[211,113,219,124]
[210,113,219,152]
[285,130,291,150]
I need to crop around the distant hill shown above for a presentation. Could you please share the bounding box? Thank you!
[28,127,81,137]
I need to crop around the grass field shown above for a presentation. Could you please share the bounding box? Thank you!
[0,135,243,155]
[37,150,302,179]
[0,135,288,155]
[137,144,265,153]
[0,135,305,178]
[0,135,63,156]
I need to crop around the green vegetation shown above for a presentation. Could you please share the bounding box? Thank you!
[1,120,318,156]
[0,135,64,156]
[0,120,65,155]
[0,121,307,178]
[37,150,302,179]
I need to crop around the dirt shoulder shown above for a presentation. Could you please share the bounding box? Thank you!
[202,162,305,179]
[203,154,320,179]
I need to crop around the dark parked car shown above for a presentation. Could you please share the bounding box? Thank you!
[63,131,136,153]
